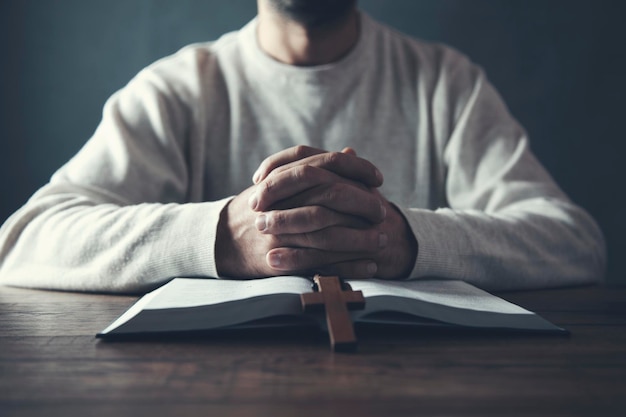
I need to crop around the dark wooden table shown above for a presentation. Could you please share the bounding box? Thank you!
[1,284,625,417]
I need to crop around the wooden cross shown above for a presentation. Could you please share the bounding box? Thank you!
[300,275,365,353]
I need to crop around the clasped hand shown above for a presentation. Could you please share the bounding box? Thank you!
[216,146,416,279]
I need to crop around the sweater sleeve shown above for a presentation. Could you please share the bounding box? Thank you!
[0,54,230,293]
[400,53,606,290]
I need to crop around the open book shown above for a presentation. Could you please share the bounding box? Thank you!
[98,277,564,337]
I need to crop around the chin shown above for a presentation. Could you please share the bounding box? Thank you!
[268,0,357,28]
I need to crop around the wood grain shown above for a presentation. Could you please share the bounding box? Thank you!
[1,284,625,417]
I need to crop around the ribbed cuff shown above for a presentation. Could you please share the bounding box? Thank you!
[397,206,471,280]
[152,196,233,280]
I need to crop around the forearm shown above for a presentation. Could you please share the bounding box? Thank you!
[0,184,230,292]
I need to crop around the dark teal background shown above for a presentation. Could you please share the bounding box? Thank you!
[1,0,624,284]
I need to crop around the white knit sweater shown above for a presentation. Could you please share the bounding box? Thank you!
[0,13,606,292]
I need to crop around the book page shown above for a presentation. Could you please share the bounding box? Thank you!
[144,276,313,310]
[99,284,169,334]
[346,279,532,315]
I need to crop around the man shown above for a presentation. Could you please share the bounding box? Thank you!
[0,0,606,292]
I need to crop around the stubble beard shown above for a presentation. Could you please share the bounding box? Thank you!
[267,0,357,28]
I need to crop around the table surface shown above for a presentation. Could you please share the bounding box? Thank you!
[1,283,625,417]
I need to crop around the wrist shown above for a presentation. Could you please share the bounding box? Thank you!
[381,202,418,279]
[215,199,238,277]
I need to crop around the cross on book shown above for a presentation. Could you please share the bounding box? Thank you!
[300,275,366,352]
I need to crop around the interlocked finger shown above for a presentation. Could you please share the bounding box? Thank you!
[272,226,387,253]
[253,145,327,184]
[269,182,387,224]
[256,206,370,234]
[270,151,383,188]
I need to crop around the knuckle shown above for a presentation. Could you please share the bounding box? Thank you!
[328,181,349,198]
[302,232,317,248]
[271,211,287,229]
[262,178,275,194]
[293,145,311,160]
[324,151,342,166]
[326,183,351,205]
[293,164,313,182]
[323,188,339,204]
[333,182,350,193]
[299,229,327,251]
[308,206,325,224]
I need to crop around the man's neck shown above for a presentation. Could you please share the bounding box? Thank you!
[256,1,359,66]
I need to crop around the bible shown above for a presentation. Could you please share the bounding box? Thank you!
[97,276,565,338]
